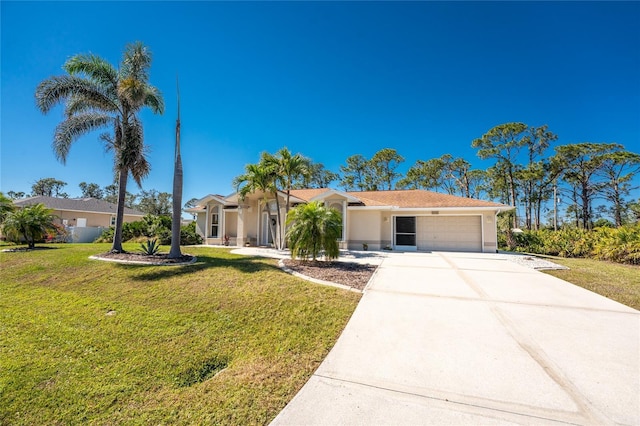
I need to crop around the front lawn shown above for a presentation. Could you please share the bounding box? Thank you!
[0,244,360,424]
[543,257,640,310]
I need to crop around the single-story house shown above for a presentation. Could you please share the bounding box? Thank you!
[186,189,513,253]
[13,196,146,242]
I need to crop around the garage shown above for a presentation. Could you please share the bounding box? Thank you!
[416,216,482,252]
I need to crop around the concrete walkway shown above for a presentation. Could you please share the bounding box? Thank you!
[270,251,639,425]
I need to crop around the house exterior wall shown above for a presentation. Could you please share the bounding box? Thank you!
[388,209,498,253]
[192,193,502,253]
[482,212,498,252]
[347,210,383,250]
[52,209,140,228]
[343,208,499,253]
[224,210,238,237]
[195,212,207,239]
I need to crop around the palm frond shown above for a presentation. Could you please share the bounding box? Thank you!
[36,75,118,114]
[143,85,165,114]
[52,113,112,163]
[64,92,116,117]
[121,42,151,84]
[64,53,118,92]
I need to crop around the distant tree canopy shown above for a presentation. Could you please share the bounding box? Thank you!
[9,124,639,232]
[136,189,172,216]
[79,182,104,199]
[31,178,68,198]
[339,148,404,191]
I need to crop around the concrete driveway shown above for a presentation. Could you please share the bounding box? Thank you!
[271,251,639,425]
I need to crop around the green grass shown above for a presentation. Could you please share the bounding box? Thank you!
[0,243,361,425]
[542,257,640,310]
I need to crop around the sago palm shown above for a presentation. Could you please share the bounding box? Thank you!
[0,192,15,224]
[35,42,164,252]
[2,203,57,249]
[286,201,342,261]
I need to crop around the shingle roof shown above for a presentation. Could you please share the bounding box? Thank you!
[289,188,332,201]
[13,196,146,216]
[289,189,509,209]
[345,190,509,208]
[348,189,508,208]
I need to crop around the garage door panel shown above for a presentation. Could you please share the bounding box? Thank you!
[417,216,482,252]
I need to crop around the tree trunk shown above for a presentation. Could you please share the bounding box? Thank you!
[274,192,283,250]
[111,167,128,253]
[169,86,183,259]
[581,184,591,230]
[508,171,518,229]
[612,183,623,227]
[169,157,183,257]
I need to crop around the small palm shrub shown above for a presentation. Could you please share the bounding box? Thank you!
[286,201,342,261]
[512,225,640,265]
[2,203,58,248]
[592,224,640,265]
[139,238,160,255]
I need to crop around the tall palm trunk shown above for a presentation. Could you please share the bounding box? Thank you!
[111,167,128,252]
[272,191,283,250]
[169,80,183,258]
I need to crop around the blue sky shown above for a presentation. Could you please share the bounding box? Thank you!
[1,1,639,207]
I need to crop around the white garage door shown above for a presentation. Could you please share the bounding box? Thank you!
[416,216,482,252]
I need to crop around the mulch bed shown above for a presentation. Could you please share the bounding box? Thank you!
[282,259,377,291]
[93,252,195,264]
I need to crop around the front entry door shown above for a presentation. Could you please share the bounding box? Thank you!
[261,212,274,246]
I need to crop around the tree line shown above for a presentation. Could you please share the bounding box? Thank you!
[237,124,639,231]
[5,177,199,218]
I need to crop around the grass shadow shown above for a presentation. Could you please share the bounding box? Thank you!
[125,255,281,281]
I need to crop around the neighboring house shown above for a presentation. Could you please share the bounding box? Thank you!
[186,189,513,253]
[12,196,146,242]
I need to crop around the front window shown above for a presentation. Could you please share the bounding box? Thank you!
[211,206,219,237]
[110,216,116,226]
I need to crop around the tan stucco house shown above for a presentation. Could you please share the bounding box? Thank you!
[13,196,145,242]
[187,189,513,253]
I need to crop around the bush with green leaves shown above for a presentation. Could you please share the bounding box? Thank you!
[512,225,640,265]
[592,225,640,265]
[96,216,201,246]
[286,201,342,261]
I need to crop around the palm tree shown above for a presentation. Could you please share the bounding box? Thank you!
[169,78,183,259]
[0,192,15,224]
[2,204,57,249]
[233,163,283,249]
[262,147,309,248]
[35,42,164,253]
[286,201,342,261]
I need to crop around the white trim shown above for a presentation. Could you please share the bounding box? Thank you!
[195,194,229,206]
[349,206,506,212]
[348,206,394,211]
[205,204,210,239]
[308,189,361,203]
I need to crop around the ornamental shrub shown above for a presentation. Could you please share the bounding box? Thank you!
[512,225,640,265]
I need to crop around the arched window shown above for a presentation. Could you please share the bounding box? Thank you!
[329,202,342,212]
